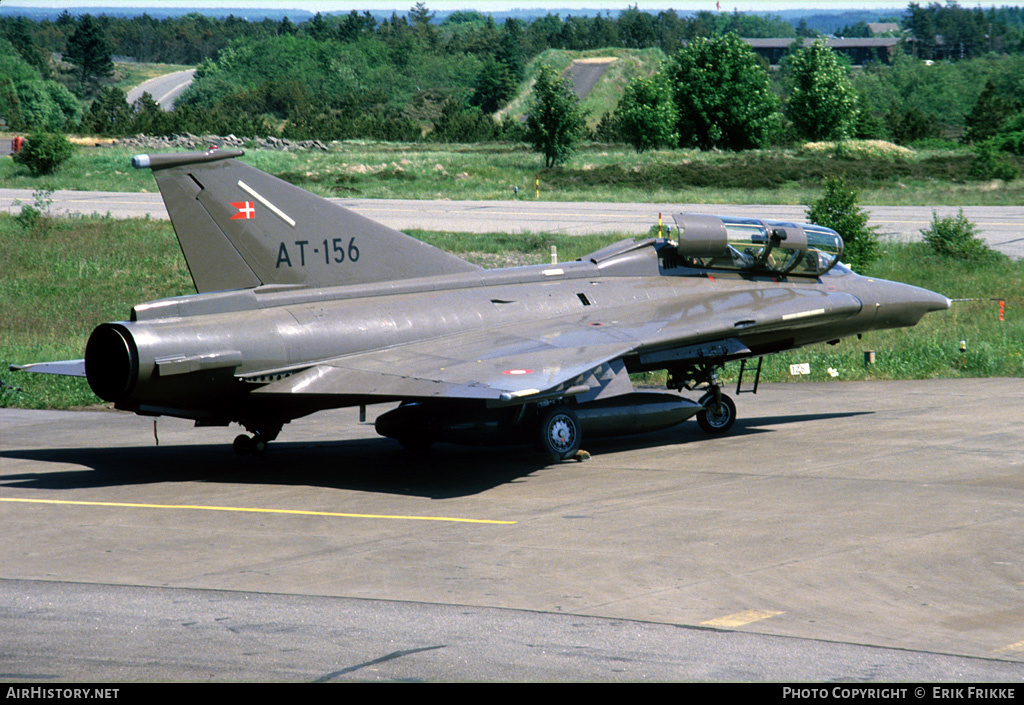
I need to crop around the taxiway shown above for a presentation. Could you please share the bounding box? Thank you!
[2,379,1023,680]
[1,189,1021,259]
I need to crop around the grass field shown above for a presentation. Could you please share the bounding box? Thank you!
[3,139,1022,206]
[2,212,1020,410]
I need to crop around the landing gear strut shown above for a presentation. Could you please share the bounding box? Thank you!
[667,363,737,435]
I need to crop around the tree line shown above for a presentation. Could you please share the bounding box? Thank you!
[6,3,1024,67]
[535,35,862,163]
[1,3,1023,165]
[541,32,1022,184]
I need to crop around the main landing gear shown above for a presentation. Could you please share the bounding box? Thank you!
[232,422,283,456]
[667,362,738,435]
[535,405,582,461]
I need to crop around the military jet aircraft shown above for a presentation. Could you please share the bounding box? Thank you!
[12,150,950,459]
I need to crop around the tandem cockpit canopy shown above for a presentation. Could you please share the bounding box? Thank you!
[672,213,844,277]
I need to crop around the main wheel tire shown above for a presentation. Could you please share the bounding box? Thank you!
[536,406,581,460]
[697,392,737,434]
[233,434,253,456]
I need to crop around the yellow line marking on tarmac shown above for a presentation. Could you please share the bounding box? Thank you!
[994,639,1024,655]
[701,610,784,628]
[0,497,515,525]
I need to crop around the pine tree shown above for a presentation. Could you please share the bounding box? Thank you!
[0,79,25,131]
[963,80,1014,145]
[471,59,516,113]
[4,17,51,77]
[81,87,131,135]
[64,14,114,92]
[306,12,331,41]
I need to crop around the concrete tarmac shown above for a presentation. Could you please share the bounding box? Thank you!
[2,379,1023,680]
[1,189,1022,259]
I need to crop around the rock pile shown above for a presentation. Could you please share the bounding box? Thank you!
[112,133,330,151]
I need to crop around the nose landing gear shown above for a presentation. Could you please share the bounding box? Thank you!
[667,362,738,435]
[696,390,736,434]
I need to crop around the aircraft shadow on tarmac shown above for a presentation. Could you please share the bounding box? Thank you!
[0,411,870,499]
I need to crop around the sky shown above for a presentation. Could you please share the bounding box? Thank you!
[3,1,1017,18]
[0,1,947,14]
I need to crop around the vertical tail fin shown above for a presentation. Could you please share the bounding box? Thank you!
[134,150,481,293]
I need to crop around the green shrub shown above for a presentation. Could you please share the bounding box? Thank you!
[886,106,939,145]
[13,204,41,230]
[969,141,1019,181]
[806,176,879,271]
[12,188,53,231]
[921,209,992,260]
[430,99,497,143]
[12,131,75,176]
[990,131,1024,158]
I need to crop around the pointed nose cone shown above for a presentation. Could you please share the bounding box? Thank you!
[873,281,950,329]
[922,287,953,313]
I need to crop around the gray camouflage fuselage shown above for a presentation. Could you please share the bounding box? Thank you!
[14,150,949,458]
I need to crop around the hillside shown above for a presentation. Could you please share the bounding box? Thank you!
[498,47,667,129]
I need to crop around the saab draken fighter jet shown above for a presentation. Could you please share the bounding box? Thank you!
[13,150,950,459]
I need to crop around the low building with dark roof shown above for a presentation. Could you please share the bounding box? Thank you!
[742,37,902,65]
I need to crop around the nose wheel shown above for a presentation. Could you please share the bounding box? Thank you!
[667,363,739,435]
[697,391,736,434]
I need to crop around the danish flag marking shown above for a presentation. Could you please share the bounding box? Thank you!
[230,201,255,220]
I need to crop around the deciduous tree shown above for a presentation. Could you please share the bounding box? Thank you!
[525,64,587,168]
[786,40,858,141]
[614,73,677,153]
[667,33,778,151]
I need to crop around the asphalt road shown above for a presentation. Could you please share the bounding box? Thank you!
[1,188,1022,259]
[564,58,617,100]
[125,68,196,110]
[2,379,1024,681]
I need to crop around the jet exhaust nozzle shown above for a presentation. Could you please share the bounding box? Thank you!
[85,324,139,402]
